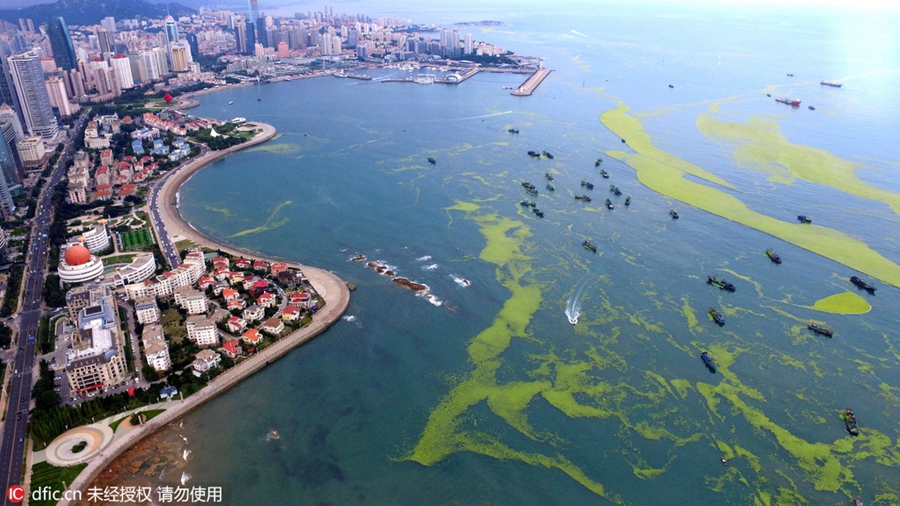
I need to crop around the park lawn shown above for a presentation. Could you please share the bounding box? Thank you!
[160,308,186,340]
[102,254,138,266]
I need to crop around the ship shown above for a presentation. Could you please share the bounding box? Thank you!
[797,215,812,224]
[624,196,631,206]
[701,351,717,372]
[708,307,725,326]
[851,497,864,506]
[583,240,597,252]
[775,97,802,107]
[533,208,544,218]
[807,323,833,337]
[843,408,860,436]
[228,101,234,105]
[766,249,782,264]
[268,429,281,440]
[850,276,876,293]
[542,151,554,159]
[427,157,436,164]
[519,200,536,207]
[707,275,736,292]
[528,150,541,158]
[600,170,609,179]
[581,180,594,190]
[609,185,622,196]
[670,210,679,219]
[508,128,520,134]
[595,158,603,167]
[605,198,614,210]
[808,105,816,110]
[821,81,843,88]
[575,195,592,202]
[545,173,554,181]
[521,182,536,191]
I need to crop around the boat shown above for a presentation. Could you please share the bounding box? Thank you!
[228,101,234,105]
[600,170,609,179]
[668,84,674,89]
[605,198,614,210]
[708,307,725,325]
[334,72,348,78]
[775,97,802,107]
[595,158,603,167]
[797,215,812,224]
[808,105,816,110]
[581,180,594,190]
[582,240,597,252]
[257,98,262,101]
[701,351,717,372]
[670,210,679,219]
[427,157,436,164]
[707,275,736,292]
[624,196,631,206]
[521,182,536,191]
[545,173,554,181]
[542,151,554,159]
[574,195,592,202]
[850,276,876,293]
[787,73,794,77]
[519,200,535,207]
[807,323,834,337]
[546,184,555,191]
[843,408,860,436]
[765,249,782,264]
[268,429,281,440]
[609,185,622,196]
[508,128,520,134]
[414,74,435,84]
[851,497,864,506]
[528,150,541,158]
[821,81,843,88]
[533,208,544,218]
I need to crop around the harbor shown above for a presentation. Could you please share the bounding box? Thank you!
[511,68,553,96]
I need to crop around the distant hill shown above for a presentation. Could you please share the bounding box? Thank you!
[0,0,196,27]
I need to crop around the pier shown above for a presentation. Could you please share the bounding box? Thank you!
[511,68,552,96]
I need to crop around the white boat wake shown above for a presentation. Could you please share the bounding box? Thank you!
[565,276,592,325]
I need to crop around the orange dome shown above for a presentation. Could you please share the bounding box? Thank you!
[64,244,92,266]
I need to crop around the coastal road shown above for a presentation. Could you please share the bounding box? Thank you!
[0,113,87,502]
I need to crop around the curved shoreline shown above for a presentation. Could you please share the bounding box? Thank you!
[59,121,350,502]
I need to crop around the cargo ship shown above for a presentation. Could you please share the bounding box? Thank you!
[820,81,842,87]
[775,97,801,106]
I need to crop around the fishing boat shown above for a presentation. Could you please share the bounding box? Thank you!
[808,105,816,110]
[843,408,860,436]
[765,249,782,264]
[670,210,679,219]
[545,173,554,181]
[575,195,592,202]
[701,351,717,372]
[521,182,536,190]
[605,198,614,210]
[527,150,541,158]
[533,208,544,218]
[546,184,555,191]
[583,240,597,252]
[600,170,609,178]
[807,323,834,337]
[268,429,281,440]
[708,307,725,325]
[542,151,554,159]
[775,97,801,107]
[797,215,812,224]
[595,158,603,167]
[668,84,674,89]
[850,276,876,293]
[707,275,736,292]
[624,196,631,206]
[228,101,234,105]
[508,128,520,134]
[427,157,436,164]
[851,497,864,506]
[581,180,594,190]
[821,81,843,88]
[519,200,535,207]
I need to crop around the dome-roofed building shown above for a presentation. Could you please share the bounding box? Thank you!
[58,242,104,284]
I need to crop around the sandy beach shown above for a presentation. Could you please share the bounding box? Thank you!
[58,120,350,504]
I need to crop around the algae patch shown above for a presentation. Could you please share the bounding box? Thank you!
[805,292,871,315]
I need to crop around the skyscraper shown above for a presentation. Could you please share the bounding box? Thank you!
[256,19,268,48]
[249,0,260,24]
[0,42,24,128]
[108,55,134,89]
[97,27,112,54]
[0,121,23,188]
[8,51,59,141]
[165,16,179,45]
[235,22,247,54]
[47,17,77,71]
[245,20,256,55]
[101,16,116,34]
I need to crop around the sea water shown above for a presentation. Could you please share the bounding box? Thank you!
[111,3,900,504]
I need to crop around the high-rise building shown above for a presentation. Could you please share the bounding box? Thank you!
[164,16,179,45]
[235,21,247,54]
[152,47,170,76]
[0,43,24,128]
[97,27,112,55]
[187,33,200,59]
[141,50,160,80]
[0,121,23,187]
[101,16,116,34]
[170,42,192,72]
[8,51,59,141]
[47,17,78,71]
[128,53,148,83]
[256,19,268,48]
[109,54,134,89]
[245,20,256,54]
[248,0,259,24]
[465,33,473,55]
[45,74,79,118]
[0,103,24,141]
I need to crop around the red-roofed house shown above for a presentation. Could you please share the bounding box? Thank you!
[228,272,245,285]
[226,297,246,310]
[241,329,262,345]
[289,291,311,308]
[282,305,301,321]
[198,276,215,290]
[226,316,247,334]
[221,339,242,359]
[222,288,239,300]
[257,292,275,308]
[234,258,251,270]
[212,256,229,269]
[117,187,135,197]
[249,279,269,298]
[271,262,288,274]
[214,267,230,280]
[93,189,112,200]
[252,260,268,272]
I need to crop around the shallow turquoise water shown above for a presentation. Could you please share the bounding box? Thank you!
[132,3,900,504]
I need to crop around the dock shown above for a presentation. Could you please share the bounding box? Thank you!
[511,68,552,96]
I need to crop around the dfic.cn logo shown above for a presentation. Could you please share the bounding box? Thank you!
[6,485,25,503]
